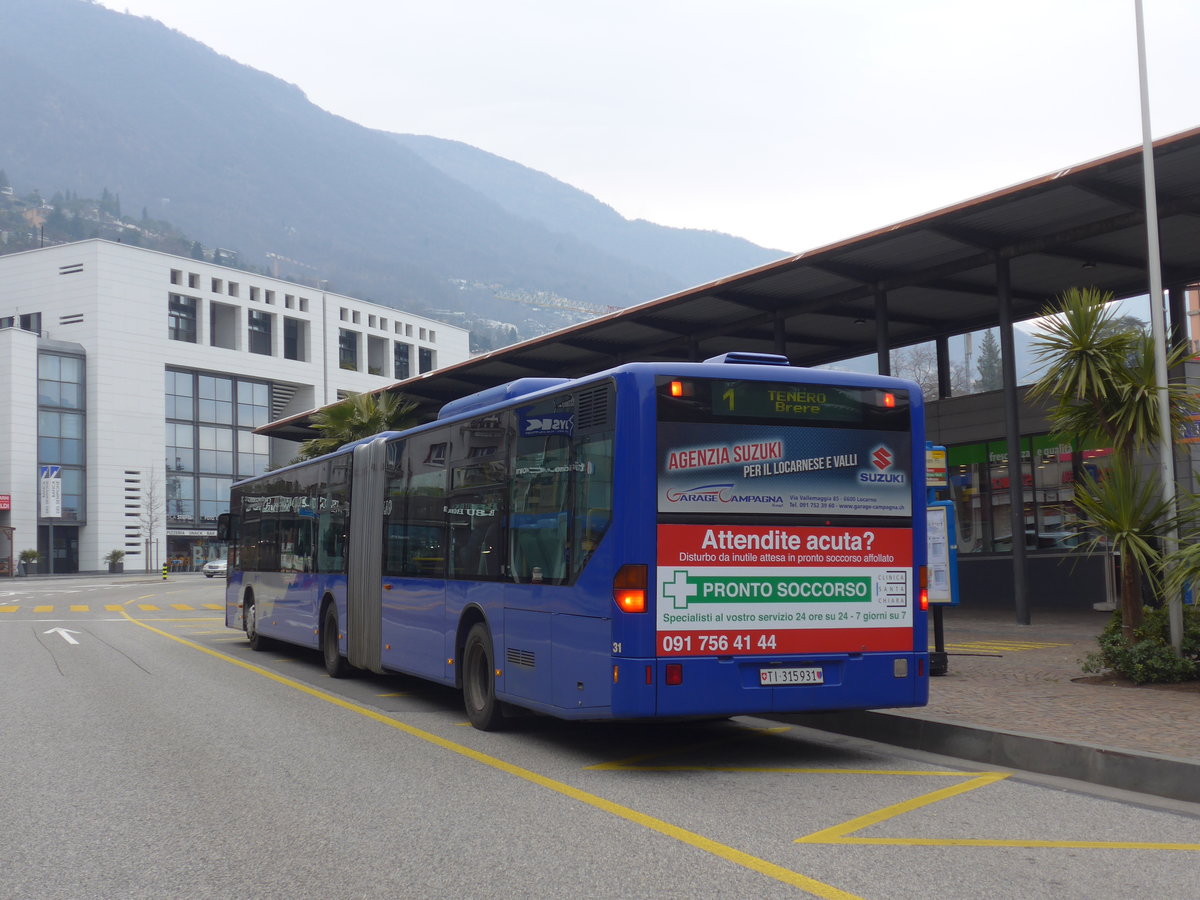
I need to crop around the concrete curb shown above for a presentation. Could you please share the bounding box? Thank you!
[775,709,1200,805]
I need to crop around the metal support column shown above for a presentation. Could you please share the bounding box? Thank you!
[1167,284,1187,348]
[997,258,1030,625]
[935,335,952,399]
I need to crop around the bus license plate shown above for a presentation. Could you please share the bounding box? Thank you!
[760,667,823,686]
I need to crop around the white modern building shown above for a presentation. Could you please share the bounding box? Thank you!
[0,239,470,575]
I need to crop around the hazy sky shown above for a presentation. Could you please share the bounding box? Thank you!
[98,0,1200,254]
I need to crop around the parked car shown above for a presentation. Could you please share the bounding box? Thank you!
[202,558,228,578]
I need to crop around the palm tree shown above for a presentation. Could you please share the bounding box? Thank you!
[1028,286,1199,639]
[296,391,419,460]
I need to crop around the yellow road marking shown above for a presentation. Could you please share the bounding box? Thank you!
[941,640,1069,652]
[70,605,89,612]
[120,610,861,899]
[34,605,53,613]
[137,604,160,611]
[105,605,123,611]
[201,603,223,610]
[796,772,1200,851]
[376,692,410,698]
[170,604,195,611]
[0,606,17,613]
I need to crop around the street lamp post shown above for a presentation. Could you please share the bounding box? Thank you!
[1134,0,1183,653]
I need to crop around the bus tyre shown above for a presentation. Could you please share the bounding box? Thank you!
[245,596,267,651]
[463,623,505,731]
[322,604,349,679]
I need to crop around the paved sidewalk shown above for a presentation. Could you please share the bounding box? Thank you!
[785,604,1200,803]
[916,606,1199,761]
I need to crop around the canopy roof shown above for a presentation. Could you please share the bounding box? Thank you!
[265,126,1200,439]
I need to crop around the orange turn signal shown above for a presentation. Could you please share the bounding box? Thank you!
[613,564,648,613]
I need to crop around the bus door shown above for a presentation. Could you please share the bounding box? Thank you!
[347,438,386,674]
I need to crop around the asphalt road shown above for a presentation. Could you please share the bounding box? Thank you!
[2,574,1199,899]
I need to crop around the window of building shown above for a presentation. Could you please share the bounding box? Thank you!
[340,308,349,322]
[265,290,275,305]
[419,347,435,373]
[197,374,234,424]
[394,342,411,380]
[419,328,427,341]
[248,309,273,355]
[20,312,41,334]
[428,330,436,343]
[352,311,361,325]
[198,425,234,475]
[249,286,260,302]
[211,278,223,293]
[339,329,359,371]
[299,297,309,312]
[367,335,387,376]
[168,294,198,343]
[166,421,195,473]
[38,354,83,409]
[237,381,270,428]
[237,431,269,478]
[188,273,200,289]
[170,269,182,285]
[283,316,307,361]
[368,315,377,329]
[39,410,84,465]
[166,474,195,522]
[228,282,239,298]
[199,476,232,523]
[284,294,294,309]
[406,324,413,337]
[165,370,194,419]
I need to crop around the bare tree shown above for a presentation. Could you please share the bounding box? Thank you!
[891,344,972,400]
[139,469,164,572]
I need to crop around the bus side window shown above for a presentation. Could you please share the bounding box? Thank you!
[510,400,573,585]
[571,432,613,579]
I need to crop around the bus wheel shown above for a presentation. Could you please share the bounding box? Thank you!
[322,604,349,679]
[463,623,505,731]
[245,597,267,651]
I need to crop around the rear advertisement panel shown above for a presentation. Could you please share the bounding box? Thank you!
[657,422,912,518]
[656,524,914,657]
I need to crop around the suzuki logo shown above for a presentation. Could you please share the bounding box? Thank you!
[872,446,893,471]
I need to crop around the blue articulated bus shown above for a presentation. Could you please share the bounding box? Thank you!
[221,352,929,729]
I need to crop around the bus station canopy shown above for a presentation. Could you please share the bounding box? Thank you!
[263,125,1200,440]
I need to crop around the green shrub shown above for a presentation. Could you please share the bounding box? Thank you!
[1083,605,1200,684]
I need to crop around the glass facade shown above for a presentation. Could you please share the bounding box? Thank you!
[946,435,1109,554]
[37,352,85,523]
[166,369,271,529]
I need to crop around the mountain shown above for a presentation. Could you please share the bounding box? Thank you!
[0,0,785,337]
